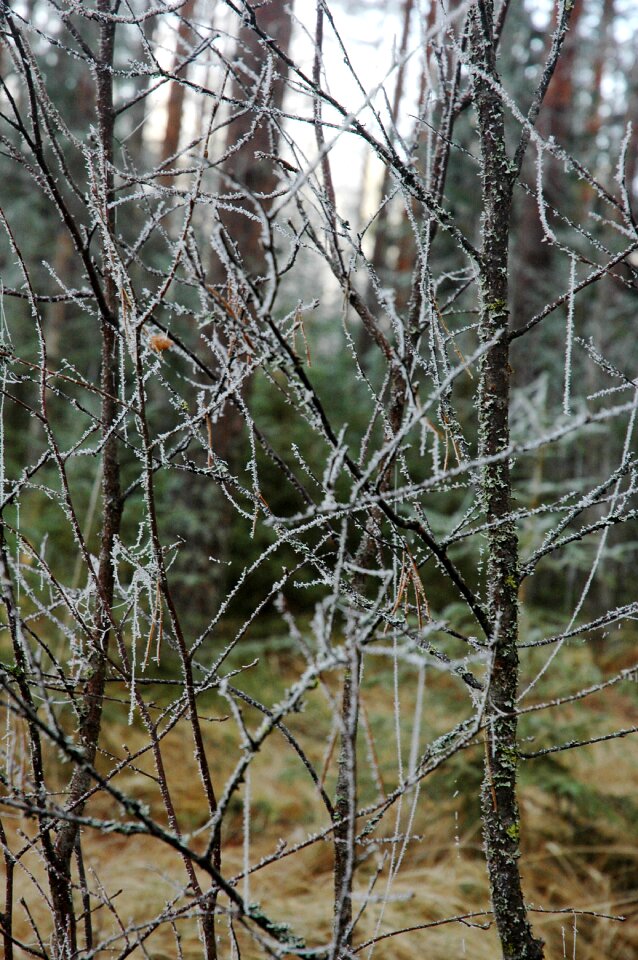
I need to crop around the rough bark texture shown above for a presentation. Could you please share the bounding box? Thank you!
[471,4,544,958]
[332,651,360,959]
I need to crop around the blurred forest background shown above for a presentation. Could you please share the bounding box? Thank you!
[1,0,638,958]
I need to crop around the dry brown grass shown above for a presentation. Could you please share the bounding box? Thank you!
[3,641,638,959]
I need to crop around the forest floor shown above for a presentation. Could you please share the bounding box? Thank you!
[3,622,638,959]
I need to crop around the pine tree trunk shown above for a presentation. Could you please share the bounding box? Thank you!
[160,0,198,178]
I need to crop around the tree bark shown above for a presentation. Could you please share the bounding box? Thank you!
[184,0,294,611]
[215,0,293,282]
[471,4,544,958]
[160,0,198,179]
[331,649,360,959]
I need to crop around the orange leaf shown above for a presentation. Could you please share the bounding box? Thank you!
[149,334,173,352]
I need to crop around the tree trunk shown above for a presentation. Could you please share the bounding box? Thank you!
[160,0,198,179]
[181,0,294,611]
[214,0,293,283]
[332,649,360,959]
[471,4,543,958]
